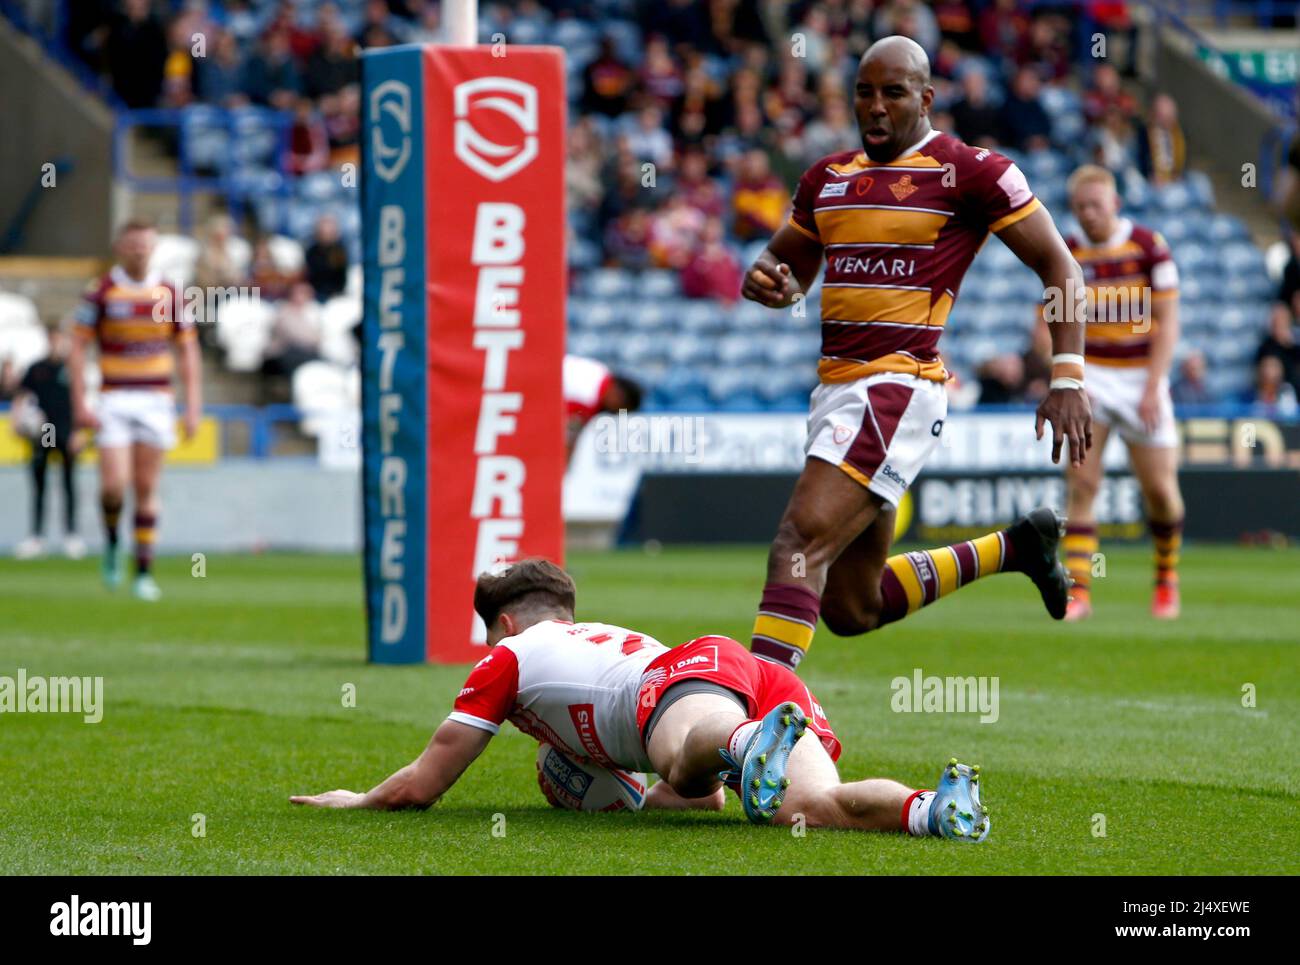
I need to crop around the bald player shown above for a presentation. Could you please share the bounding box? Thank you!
[740,37,1093,671]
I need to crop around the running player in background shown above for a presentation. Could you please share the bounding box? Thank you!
[740,36,1091,671]
[68,220,202,601]
[291,559,990,842]
[1059,166,1184,620]
[563,353,643,463]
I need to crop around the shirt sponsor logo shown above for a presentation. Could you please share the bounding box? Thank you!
[568,703,616,767]
[880,464,908,489]
[668,644,719,678]
[819,180,849,198]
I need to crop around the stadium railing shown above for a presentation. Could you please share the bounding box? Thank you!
[114,108,294,234]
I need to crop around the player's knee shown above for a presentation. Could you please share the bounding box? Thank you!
[1069,475,1100,507]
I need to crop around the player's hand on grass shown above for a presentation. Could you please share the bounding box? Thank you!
[743,260,796,308]
[290,789,364,808]
[1035,387,1093,466]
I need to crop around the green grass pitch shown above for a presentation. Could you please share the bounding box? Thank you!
[0,544,1296,875]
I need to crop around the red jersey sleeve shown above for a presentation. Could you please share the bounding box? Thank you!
[449,645,520,735]
[961,148,1041,234]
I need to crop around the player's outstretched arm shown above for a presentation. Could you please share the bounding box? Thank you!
[290,719,493,810]
[997,207,1093,466]
[742,224,824,310]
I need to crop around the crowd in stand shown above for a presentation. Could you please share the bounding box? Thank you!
[31,1,1299,410]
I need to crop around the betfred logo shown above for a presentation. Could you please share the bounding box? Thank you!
[453,77,539,182]
[369,79,411,183]
[669,644,719,678]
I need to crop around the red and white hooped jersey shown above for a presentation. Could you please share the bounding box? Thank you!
[564,354,613,425]
[450,620,668,772]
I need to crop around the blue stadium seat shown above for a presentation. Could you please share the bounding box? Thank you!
[585,268,634,299]
[716,333,764,366]
[665,334,713,366]
[641,269,680,300]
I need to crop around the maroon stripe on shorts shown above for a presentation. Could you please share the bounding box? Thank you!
[844,380,913,477]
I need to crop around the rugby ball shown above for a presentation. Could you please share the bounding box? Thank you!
[535,742,648,812]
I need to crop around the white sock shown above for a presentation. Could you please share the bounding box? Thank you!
[726,720,760,764]
[905,790,937,837]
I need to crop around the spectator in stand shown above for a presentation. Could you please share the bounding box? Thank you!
[581,37,636,118]
[355,0,405,48]
[675,147,726,219]
[408,0,445,43]
[933,0,978,50]
[304,215,350,302]
[160,16,196,108]
[951,69,1002,148]
[625,105,675,172]
[648,195,706,269]
[305,17,360,98]
[978,0,1031,68]
[105,0,168,108]
[1171,350,1214,405]
[640,36,684,108]
[999,65,1052,152]
[1243,355,1299,417]
[288,98,331,176]
[263,282,323,378]
[800,97,861,167]
[681,217,742,302]
[873,0,940,58]
[195,214,246,294]
[1088,104,1139,180]
[1083,62,1137,125]
[671,60,727,146]
[1015,14,1071,82]
[244,29,301,110]
[1258,271,1300,394]
[566,118,606,213]
[322,85,362,161]
[1135,94,1187,186]
[603,207,654,270]
[731,149,787,243]
[195,30,248,107]
[249,237,299,303]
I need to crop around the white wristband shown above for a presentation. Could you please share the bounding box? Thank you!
[1050,377,1085,391]
[1051,353,1085,367]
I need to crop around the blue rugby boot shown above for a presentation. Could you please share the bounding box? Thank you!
[929,758,990,842]
[736,702,807,823]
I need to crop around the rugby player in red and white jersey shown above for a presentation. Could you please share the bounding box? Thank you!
[563,354,642,463]
[1057,165,1185,621]
[292,559,990,841]
[739,37,1093,671]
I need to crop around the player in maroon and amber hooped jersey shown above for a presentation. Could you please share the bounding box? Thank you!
[68,220,203,602]
[739,37,1094,672]
[1058,165,1184,621]
[292,559,991,841]
[563,354,642,464]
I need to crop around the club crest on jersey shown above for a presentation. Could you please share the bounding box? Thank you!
[889,175,918,201]
[819,180,849,198]
[833,424,853,445]
[855,176,875,196]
